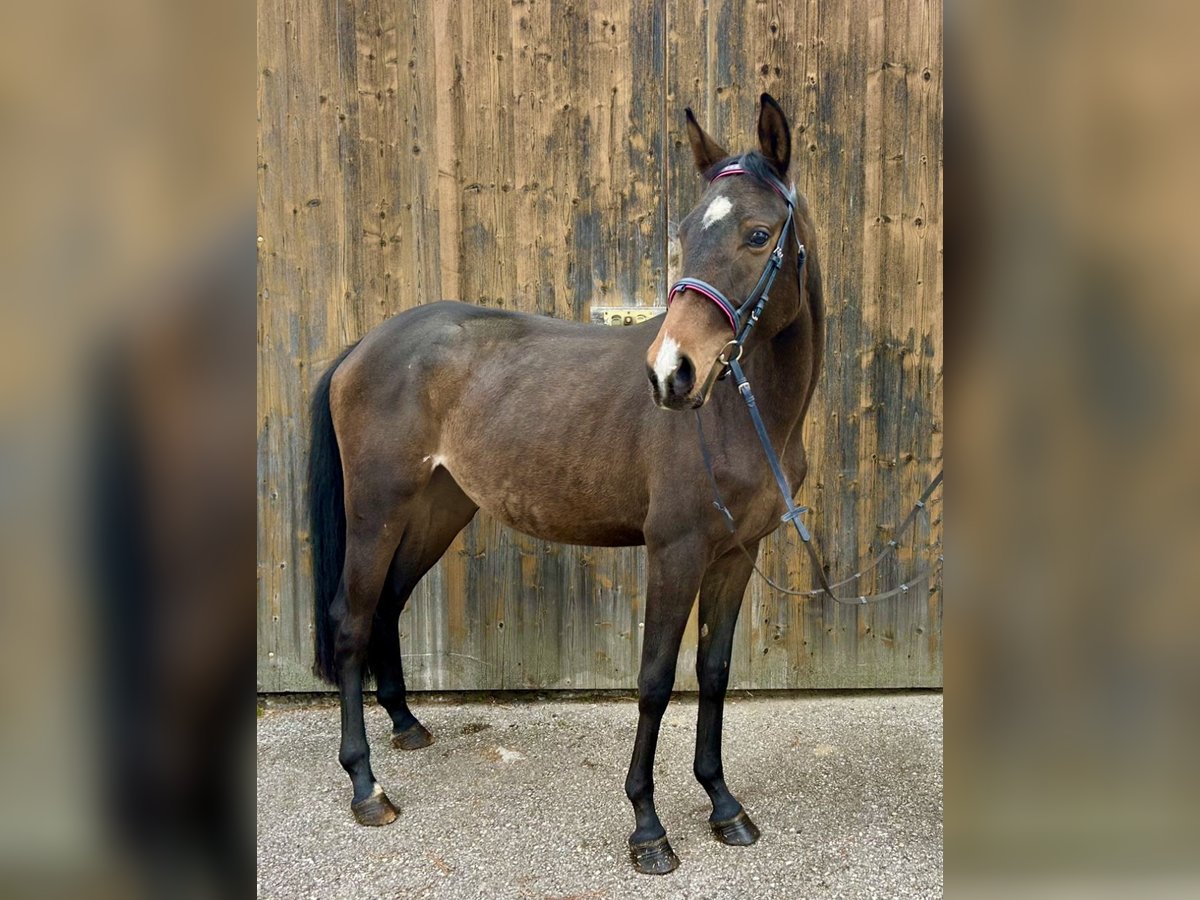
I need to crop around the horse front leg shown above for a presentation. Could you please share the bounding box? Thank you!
[624,537,707,875]
[694,544,761,845]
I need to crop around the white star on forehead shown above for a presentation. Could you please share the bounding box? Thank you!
[701,195,734,229]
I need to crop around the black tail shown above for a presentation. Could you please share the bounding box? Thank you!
[309,343,359,684]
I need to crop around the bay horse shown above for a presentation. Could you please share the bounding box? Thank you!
[307,93,822,875]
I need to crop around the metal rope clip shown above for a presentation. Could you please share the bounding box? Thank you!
[780,505,812,541]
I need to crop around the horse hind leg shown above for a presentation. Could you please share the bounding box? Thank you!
[325,345,455,826]
[371,468,478,751]
[371,587,433,750]
[332,460,448,825]
[330,513,405,827]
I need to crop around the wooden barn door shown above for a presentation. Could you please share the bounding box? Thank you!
[257,0,942,692]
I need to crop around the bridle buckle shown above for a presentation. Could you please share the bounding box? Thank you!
[717,340,743,366]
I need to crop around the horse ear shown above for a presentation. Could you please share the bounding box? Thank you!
[757,93,791,176]
[685,108,728,174]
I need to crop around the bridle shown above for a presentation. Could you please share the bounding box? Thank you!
[670,158,944,605]
[666,159,806,393]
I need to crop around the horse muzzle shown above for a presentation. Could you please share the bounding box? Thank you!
[648,351,733,411]
[647,352,701,410]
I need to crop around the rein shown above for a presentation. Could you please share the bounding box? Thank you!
[675,159,944,604]
[698,398,943,604]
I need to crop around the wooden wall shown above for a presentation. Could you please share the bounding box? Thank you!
[257,0,943,692]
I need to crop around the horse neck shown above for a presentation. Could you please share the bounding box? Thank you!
[737,282,813,443]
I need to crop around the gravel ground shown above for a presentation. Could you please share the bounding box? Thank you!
[257,692,942,899]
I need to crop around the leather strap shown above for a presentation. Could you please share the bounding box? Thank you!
[696,364,944,605]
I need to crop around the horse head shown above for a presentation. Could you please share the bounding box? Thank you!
[647,93,802,410]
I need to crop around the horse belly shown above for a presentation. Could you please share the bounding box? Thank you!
[433,453,645,548]
[427,329,653,546]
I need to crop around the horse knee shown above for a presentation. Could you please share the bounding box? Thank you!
[696,657,731,697]
[636,678,672,718]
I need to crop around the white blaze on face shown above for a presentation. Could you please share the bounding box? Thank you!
[702,195,734,229]
[653,334,680,387]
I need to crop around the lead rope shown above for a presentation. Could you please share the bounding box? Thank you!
[695,367,943,605]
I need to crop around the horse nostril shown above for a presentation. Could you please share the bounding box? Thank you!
[673,355,696,396]
[646,363,659,389]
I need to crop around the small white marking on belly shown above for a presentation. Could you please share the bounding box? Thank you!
[653,335,680,385]
[431,455,447,469]
[702,195,733,229]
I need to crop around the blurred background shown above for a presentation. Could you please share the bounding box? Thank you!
[949,0,1200,893]
[0,0,251,896]
[0,0,1196,897]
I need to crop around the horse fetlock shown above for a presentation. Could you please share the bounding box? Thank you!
[337,746,365,773]
[693,757,724,787]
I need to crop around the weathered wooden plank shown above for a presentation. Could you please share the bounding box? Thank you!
[259,0,350,690]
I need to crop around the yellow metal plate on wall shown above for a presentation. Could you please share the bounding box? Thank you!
[590,305,666,326]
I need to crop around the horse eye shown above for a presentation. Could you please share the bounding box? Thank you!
[748,229,770,247]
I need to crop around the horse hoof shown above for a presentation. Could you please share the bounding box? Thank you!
[351,787,399,826]
[711,810,761,846]
[391,721,434,751]
[629,836,680,875]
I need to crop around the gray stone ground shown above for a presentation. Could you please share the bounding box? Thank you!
[257,692,942,899]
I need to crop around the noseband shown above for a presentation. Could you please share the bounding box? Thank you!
[666,160,807,355]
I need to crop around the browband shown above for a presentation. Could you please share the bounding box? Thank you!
[709,161,797,206]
